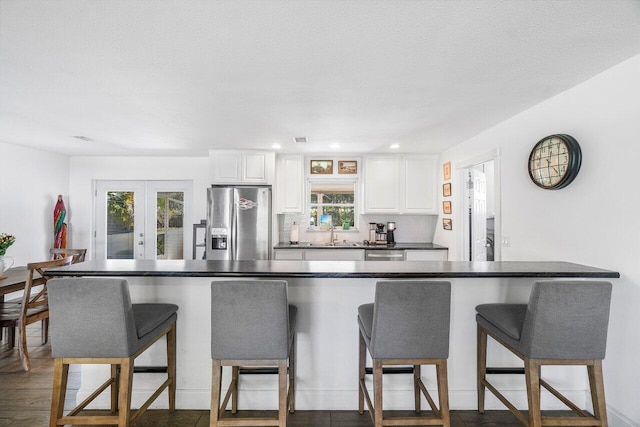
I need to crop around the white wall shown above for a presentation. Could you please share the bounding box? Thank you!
[434,54,640,425]
[68,156,209,259]
[0,142,70,266]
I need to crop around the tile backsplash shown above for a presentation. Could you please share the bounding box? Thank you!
[278,213,437,243]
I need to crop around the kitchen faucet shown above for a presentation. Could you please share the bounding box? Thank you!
[329,224,337,245]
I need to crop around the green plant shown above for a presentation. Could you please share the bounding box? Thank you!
[0,233,16,256]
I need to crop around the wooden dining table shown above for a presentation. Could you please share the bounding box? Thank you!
[0,267,44,302]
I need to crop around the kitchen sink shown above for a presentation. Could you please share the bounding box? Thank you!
[308,242,361,247]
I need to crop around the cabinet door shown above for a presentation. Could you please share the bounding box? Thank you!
[210,151,242,183]
[405,250,448,261]
[364,156,401,213]
[274,250,304,260]
[304,249,365,261]
[403,155,437,214]
[276,154,304,213]
[243,152,269,182]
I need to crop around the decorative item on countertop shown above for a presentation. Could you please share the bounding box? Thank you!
[290,222,299,244]
[53,195,67,249]
[0,233,16,277]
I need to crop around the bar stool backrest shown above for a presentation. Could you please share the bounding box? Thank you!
[371,281,451,359]
[519,281,612,359]
[48,278,138,358]
[211,280,290,360]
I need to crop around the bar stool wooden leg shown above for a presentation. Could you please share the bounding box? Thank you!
[358,331,366,415]
[278,360,287,427]
[588,360,608,427]
[437,359,451,426]
[210,360,222,427]
[117,358,134,427]
[477,325,487,414]
[49,359,69,427]
[230,366,239,414]
[289,334,296,413]
[110,364,120,412]
[525,359,542,427]
[414,364,422,413]
[167,323,177,412]
[373,360,383,427]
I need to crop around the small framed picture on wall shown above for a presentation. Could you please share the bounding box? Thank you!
[443,218,452,231]
[338,161,357,174]
[443,183,452,197]
[443,162,451,180]
[443,201,452,214]
[310,160,333,174]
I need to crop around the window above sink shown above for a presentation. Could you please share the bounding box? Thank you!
[308,179,359,231]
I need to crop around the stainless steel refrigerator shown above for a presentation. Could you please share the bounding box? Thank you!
[206,185,272,260]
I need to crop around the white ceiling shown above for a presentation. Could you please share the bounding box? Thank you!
[1,0,640,157]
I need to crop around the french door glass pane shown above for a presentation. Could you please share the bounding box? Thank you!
[156,192,184,259]
[106,191,135,259]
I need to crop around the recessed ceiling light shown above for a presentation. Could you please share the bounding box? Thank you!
[330,143,340,149]
[272,143,282,149]
[390,144,400,149]
[73,135,93,142]
[293,137,308,143]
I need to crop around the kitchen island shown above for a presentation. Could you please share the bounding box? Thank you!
[47,260,619,412]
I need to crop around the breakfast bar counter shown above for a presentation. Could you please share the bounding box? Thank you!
[47,259,618,279]
[47,260,619,412]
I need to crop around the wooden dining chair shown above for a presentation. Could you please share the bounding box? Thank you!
[50,248,86,264]
[18,256,73,371]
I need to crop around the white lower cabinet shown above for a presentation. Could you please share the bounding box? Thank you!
[303,249,365,261]
[274,249,364,261]
[404,250,448,261]
[274,250,304,260]
[275,249,446,261]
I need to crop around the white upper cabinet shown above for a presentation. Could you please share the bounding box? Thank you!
[363,154,437,214]
[364,156,401,213]
[402,155,438,214]
[275,154,304,213]
[210,150,274,184]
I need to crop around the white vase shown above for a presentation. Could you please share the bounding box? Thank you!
[0,255,14,273]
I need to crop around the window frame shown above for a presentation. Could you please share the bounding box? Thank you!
[306,178,359,231]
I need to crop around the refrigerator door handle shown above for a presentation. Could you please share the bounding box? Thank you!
[231,192,238,260]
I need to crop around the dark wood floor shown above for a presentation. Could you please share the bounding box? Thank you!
[1,324,537,426]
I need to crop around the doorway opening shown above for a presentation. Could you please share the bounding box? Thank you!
[460,151,500,262]
[94,180,193,260]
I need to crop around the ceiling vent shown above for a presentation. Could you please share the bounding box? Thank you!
[293,137,308,144]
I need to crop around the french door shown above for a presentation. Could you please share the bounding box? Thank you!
[94,180,193,260]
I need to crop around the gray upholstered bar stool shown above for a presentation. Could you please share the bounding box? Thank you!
[476,280,612,427]
[47,278,178,427]
[358,280,452,427]
[210,280,296,427]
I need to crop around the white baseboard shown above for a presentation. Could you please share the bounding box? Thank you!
[607,406,639,427]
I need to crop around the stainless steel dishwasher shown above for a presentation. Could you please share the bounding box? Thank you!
[364,249,405,261]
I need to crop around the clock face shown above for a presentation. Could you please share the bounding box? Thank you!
[528,134,582,190]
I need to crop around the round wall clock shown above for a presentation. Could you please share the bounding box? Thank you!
[528,134,582,190]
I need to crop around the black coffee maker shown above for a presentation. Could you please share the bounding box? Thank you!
[386,222,396,245]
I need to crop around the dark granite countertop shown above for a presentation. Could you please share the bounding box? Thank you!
[46,260,619,279]
[274,242,448,250]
